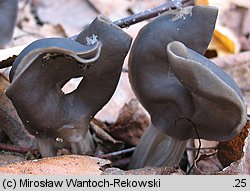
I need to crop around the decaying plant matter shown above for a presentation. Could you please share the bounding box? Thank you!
[128,5,247,169]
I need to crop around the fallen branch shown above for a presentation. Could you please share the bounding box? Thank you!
[0,143,38,155]
[97,147,135,159]
[113,1,181,28]
[0,0,194,69]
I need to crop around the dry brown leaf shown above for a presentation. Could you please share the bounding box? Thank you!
[216,129,250,175]
[108,99,150,147]
[242,129,250,173]
[90,121,125,153]
[0,155,110,175]
[217,121,250,167]
[0,74,37,148]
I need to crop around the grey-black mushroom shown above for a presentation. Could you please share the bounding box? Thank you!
[0,0,18,48]
[6,16,132,157]
[128,5,247,169]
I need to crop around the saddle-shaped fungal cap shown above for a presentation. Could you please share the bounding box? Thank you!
[0,0,18,48]
[129,5,246,141]
[166,41,247,140]
[6,15,132,157]
[128,5,247,169]
[129,5,218,98]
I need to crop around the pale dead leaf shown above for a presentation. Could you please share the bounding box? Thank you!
[0,155,110,175]
[0,45,26,63]
[129,0,167,14]
[230,0,250,9]
[102,166,185,175]
[34,0,98,36]
[0,154,25,166]
[88,0,131,21]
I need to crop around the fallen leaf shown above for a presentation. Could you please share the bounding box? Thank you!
[90,121,125,153]
[125,166,185,175]
[216,128,250,175]
[209,26,240,55]
[230,0,250,9]
[217,121,250,167]
[196,0,250,54]
[192,153,223,174]
[102,166,185,175]
[108,99,150,147]
[0,74,37,148]
[0,154,25,166]
[0,155,110,175]
[128,0,167,14]
[0,45,26,63]
[34,0,98,36]
[242,128,250,174]
[88,0,131,21]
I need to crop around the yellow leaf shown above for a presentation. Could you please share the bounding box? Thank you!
[209,26,240,56]
[195,0,209,6]
[195,0,240,56]
[195,0,230,10]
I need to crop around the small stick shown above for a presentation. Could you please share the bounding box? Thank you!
[0,143,38,155]
[186,146,217,150]
[113,0,195,28]
[0,0,193,69]
[113,1,181,28]
[97,147,135,159]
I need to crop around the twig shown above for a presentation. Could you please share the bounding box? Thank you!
[186,146,217,150]
[0,0,194,69]
[97,147,135,159]
[114,0,195,28]
[86,0,101,14]
[113,1,181,28]
[0,143,38,155]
